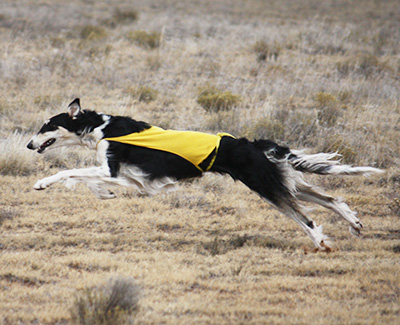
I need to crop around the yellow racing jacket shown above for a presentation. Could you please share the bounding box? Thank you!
[101,126,234,172]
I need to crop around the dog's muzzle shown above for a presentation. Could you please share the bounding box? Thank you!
[27,138,56,153]
[27,141,35,150]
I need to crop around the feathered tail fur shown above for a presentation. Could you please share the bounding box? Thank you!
[288,150,383,176]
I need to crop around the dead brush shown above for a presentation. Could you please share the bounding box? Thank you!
[201,235,292,256]
[102,9,139,28]
[70,276,140,325]
[336,53,391,78]
[127,30,162,49]
[252,40,281,61]
[244,117,285,142]
[197,85,241,112]
[112,9,139,25]
[127,86,158,102]
[80,25,107,41]
[317,135,357,164]
[315,92,342,127]
[0,208,19,226]
[389,196,400,217]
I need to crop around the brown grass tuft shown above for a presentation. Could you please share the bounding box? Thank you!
[389,197,400,217]
[201,234,293,256]
[70,276,140,325]
[0,208,19,226]
[0,133,39,176]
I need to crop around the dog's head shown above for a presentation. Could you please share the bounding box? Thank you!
[27,98,92,153]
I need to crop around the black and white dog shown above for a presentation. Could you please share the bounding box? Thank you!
[27,98,382,251]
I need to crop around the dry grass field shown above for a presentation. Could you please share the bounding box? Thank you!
[1,0,400,323]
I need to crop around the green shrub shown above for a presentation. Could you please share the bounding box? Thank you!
[315,92,341,127]
[356,53,392,77]
[113,9,139,24]
[245,117,285,142]
[80,25,107,41]
[70,277,140,325]
[315,92,337,108]
[319,135,357,164]
[252,40,281,61]
[197,86,241,112]
[127,86,158,102]
[127,30,161,49]
[50,36,66,48]
[103,9,139,28]
[336,53,390,78]
[83,44,113,58]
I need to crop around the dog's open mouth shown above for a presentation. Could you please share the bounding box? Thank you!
[38,138,56,153]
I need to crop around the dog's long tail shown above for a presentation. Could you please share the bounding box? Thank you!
[288,150,383,176]
[253,140,382,176]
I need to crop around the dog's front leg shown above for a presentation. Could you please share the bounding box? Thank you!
[34,166,111,190]
[87,183,116,200]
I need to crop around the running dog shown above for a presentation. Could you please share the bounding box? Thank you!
[27,98,382,251]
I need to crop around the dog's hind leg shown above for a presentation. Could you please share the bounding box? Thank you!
[211,137,331,250]
[238,180,331,250]
[238,175,331,249]
[232,165,331,250]
[295,182,363,236]
[275,199,332,251]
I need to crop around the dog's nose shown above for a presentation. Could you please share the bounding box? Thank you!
[27,141,34,150]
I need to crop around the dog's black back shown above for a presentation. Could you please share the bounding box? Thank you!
[101,115,204,180]
[63,110,291,206]
[101,113,291,207]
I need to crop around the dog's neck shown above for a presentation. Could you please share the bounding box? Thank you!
[80,133,99,150]
[78,113,111,150]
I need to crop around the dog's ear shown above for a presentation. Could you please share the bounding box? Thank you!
[68,98,82,119]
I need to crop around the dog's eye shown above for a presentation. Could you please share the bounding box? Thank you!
[39,123,58,133]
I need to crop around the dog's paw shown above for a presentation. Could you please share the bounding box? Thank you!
[349,221,363,237]
[97,191,117,200]
[34,179,50,190]
[87,184,117,199]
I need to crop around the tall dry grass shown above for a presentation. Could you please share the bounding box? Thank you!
[0,0,399,323]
